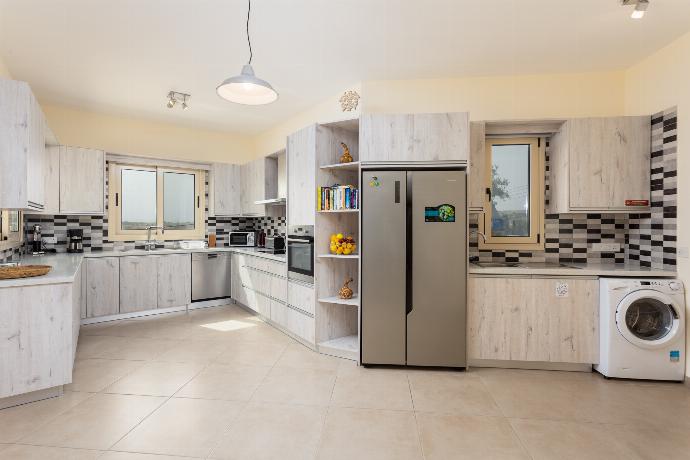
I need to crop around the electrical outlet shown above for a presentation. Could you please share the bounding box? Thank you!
[591,243,621,253]
[42,236,57,244]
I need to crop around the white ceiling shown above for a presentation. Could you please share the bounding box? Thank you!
[1,0,689,134]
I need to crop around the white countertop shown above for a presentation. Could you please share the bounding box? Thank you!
[469,262,677,278]
[0,247,286,288]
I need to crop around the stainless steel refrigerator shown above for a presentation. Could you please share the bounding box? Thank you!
[361,168,467,367]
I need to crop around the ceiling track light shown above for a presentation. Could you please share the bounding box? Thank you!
[167,91,191,110]
[216,0,278,105]
[621,0,649,19]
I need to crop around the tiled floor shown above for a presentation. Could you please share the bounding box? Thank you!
[2,305,690,459]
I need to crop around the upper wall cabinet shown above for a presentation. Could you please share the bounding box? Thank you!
[468,121,486,212]
[59,146,105,215]
[287,125,316,226]
[212,163,241,216]
[0,79,47,211]
[240,156,278,216]
[548,116,651,213]
[359,112,469,162]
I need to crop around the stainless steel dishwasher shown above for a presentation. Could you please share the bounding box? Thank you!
[191,252,232,302]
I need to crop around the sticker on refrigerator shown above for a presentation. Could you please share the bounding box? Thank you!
[424,204,455,222]
[368,176,381,188]
[670,350,680,362]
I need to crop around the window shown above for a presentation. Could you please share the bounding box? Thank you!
[479,137,544,250]
[108,163,205,241]
[0,210,23,250]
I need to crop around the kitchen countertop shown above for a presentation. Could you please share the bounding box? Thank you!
[469,262,676,278]
[0,247,286,288]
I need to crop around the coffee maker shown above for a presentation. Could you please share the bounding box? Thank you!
[67,229,84,253]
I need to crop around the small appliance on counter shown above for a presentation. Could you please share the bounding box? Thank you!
[259,235,285,254]
[67,229,84,253]
[31,224,44,255]
[228,230,258,247]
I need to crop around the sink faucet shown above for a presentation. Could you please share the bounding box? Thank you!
[145,226,163,251]
[470,230,487,243]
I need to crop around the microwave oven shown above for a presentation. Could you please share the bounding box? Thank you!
[228,231,257,247]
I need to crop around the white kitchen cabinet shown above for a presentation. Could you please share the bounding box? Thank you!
[359,112,470,162]
[468,276,599,364]
[0,79,47,211]
[212,163,241,216]
[85,257,120,318]
[468,121,487,212]
[40,145,61,215]
[240,156,278,216]
[71,262,84,361]
[287,125,316,226]
[548,116,651,213]
[59,146,105,215]
[157,254,191,308]
[119,256,159,313]
[287,280,315,316]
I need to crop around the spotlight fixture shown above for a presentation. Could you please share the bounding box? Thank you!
[166,91,191,110]
[216,0,278,105]
[621,0,649,19]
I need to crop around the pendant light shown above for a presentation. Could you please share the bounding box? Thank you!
[217,0,278,105]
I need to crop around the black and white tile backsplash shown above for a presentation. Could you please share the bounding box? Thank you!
[628,108,677,269]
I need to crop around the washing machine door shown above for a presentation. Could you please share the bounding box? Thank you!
[615,290,682,349]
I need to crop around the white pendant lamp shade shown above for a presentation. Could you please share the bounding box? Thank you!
[217,64,278,105]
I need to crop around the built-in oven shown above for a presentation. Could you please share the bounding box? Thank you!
[228,231,257,247]
[287,225,314,284]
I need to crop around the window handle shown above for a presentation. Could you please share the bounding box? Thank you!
[115,192,119,206]
[197,196,200,208]
[485,187,492,202]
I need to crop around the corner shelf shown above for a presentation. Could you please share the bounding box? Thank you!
[318,335,358,361]
[318,295,359,306]
[319,161,360,171]
[317,253,359,259]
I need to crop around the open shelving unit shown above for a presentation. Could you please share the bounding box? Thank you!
[313,119,361,362]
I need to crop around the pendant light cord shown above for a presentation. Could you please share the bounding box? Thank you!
[246,0,253,64]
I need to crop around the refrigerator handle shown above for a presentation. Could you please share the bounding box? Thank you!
[394,180,401,203]
[406,173,413,315]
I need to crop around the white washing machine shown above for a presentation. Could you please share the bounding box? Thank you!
[596,278,685,381]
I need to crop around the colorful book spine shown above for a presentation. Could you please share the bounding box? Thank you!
[317,185,359,211]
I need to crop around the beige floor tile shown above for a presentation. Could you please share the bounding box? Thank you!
[186,305,253,323]
[0,445,102,460]
[104,361,205,396]
[252,366,337,406]
[408,370,501,416]
[76,335,181,361]
[214,339,288,366]
[418,413,530,460]
[510,418,641,460]
[99,453,197,460]
[154,339,228,364]
[176,362,272,401]
[0,391,93,443]
[21,393,165,450]
[187,317,272,342]
[209,402,326,460]
[80,321,121,336]
[331,367,413,410]
[607,423,690,460]
[316,407,423,460]
[67,359,144,393]
[275,343,344,371]
[112,397,244,458]
[96,318,196,340]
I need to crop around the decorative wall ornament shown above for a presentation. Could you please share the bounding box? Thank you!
[339,90,360,112]
[339,142,353,163]
[338,277,354,299]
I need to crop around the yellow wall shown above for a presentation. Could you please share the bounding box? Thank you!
[0,54,12,79]
[42,104,256,164]
[624,30,690,376]
[362,71,626,120]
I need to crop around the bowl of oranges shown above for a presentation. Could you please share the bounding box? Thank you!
[330,233,356,255]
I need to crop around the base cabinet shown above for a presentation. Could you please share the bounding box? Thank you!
[157,254,191,308]
[468,276,599,364]
[119,256,159,313]
[85,257,120,318]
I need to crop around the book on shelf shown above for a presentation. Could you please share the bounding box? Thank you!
[317,184,359,211]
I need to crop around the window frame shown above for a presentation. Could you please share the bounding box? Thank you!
[479,136,544,251]
[108,163,205,241]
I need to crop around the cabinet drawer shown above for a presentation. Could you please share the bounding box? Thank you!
[256,292,271,318]
[271,300,288,328]
[287,281,315,316]
[265,260,286,277]
[286,306,315,344]
[270,276,287,303]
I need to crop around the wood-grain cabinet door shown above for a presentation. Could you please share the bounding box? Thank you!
[157,254,191,308]
[468,121,486,211]
[85,257,120,318]
[468,277,599,364]
[568,116,651,210]
[287,125,316,226]
[212,163,241,216]
[59,146,105,214]
[119,256,158,313]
